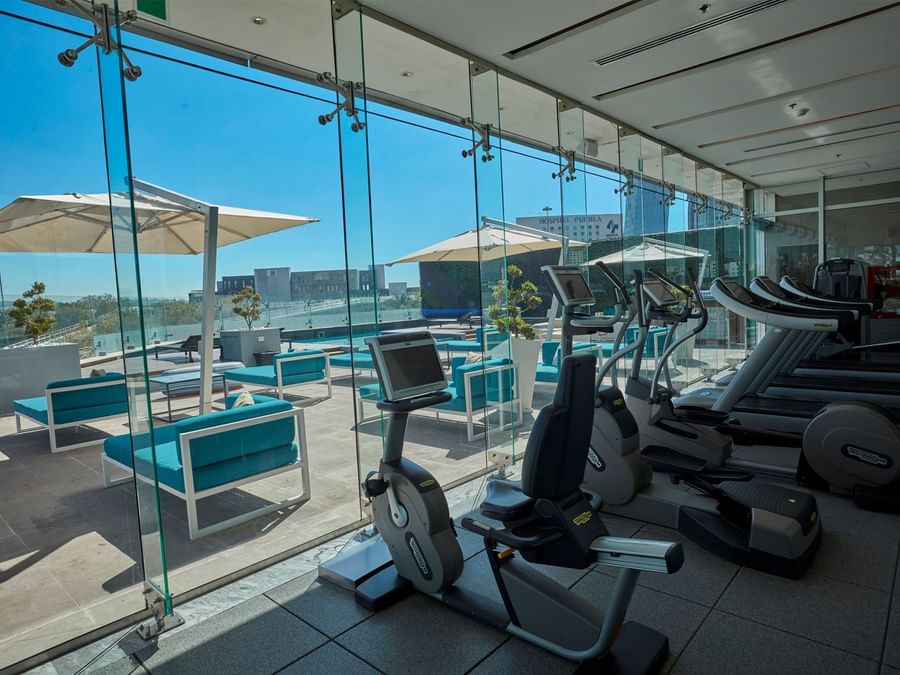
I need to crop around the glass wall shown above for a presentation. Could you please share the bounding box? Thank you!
[0,1,752,668]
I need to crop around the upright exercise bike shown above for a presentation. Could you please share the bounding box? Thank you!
[322,332,684,671]
[543,263,822,578]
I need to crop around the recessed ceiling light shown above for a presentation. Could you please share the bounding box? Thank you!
[699,3,711,13]
[401,70,414,78]
[251,16,267,25]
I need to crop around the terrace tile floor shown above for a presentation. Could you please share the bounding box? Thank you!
[23,484,900,675]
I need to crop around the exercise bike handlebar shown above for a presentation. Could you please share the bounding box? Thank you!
[462,517,564,549]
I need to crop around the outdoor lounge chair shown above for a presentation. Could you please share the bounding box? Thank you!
[101,393,311,539]
[13,372,128,453]
[223,350,332,400]
[357,356,519,441]
[155,335,201,362]
[535,340,604,383]
[328,351,375,375]
[436,326,509,355]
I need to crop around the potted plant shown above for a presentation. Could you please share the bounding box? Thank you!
[218,286,282,366]
[487,264,543,412]
[0,282,79,413]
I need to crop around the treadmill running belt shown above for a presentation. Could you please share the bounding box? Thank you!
[769,375,900,395]
[732,396,824,418]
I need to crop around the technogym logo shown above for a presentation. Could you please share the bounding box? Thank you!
[843,445,892,468]
[587,448,605,471]
[406,532,432,580]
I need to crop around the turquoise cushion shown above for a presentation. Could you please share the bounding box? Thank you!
[48,373,127,413]
[437,339,479,352]
[174,399,295,468]
[274,350,327,377]
[104,425,179,468]
[452,358,514,401]
[329,352,373,368]
[14,396,126,425]
[133,440,298,492]
[535,363,560,383]
[359,383,382,400]
[224,367,324,387]
[541,341,560,366]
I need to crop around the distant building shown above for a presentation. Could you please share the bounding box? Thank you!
[187,290,203,304]
[217,275,255,296]
[388,281,407,296]
[517,213,622,243]
[624,177,668,236]
[369,264,386,291]
[254,267,291,302]
[291,268,359,301]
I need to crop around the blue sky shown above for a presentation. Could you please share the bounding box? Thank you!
[0,2,634,302]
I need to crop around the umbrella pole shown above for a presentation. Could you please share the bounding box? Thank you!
[199,207,219,415]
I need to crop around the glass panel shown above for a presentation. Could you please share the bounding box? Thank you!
[0,4,148,666]
[332,7,379,503]
[97,0,171,614]
[582,111,620,171]
[766,186,820,283]
[640,137,664,183]
[469,65,517,462]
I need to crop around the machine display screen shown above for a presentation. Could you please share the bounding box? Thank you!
[642,280,678,308]
[376,340,447,401]
[549,267,595,306]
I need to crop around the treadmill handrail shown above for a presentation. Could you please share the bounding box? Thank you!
[711,279,842,330]
[780,275,874,313]
[750,277,861,320]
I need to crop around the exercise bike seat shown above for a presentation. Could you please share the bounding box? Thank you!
[480,480,535,522]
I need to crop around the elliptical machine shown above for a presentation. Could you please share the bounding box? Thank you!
[543,264,822,578]
[322,332,684,670]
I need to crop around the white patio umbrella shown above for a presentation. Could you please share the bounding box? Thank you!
[588,237,709,284]
[0,191,317,254]
[0,181,318,414]
[388,223,584,265]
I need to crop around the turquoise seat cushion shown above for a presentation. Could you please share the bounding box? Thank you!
[359,383,382,400]
[224,367,324,387]
[134,440,299,492]
[541,341,560,366]
[13,397,49,425]
[14,396,126,425]
[174,399,295,467]
[48,372,127,413]
[437,339,479,352]
[329,352,374,369]
[104,425,179,468]
[535,363,560,383]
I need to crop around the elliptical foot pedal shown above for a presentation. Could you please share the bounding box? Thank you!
[355,564,414,612]
[577,621,668,675]
[853,485,900,514]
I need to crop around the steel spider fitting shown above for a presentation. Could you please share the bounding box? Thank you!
[55,0,141,81]
[316,72,366,132]
[659,182,676,207]
[552,147,577,182]
[460,117,494,162]
[615,170,635,197]
[694,194,709,215]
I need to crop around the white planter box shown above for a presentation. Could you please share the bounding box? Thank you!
[0,343,80,414]
[219,327,282,367]
[491,335,540,412]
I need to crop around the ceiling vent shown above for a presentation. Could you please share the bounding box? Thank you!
[593,0,788,68]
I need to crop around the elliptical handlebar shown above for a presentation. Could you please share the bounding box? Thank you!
[594,260,632,305]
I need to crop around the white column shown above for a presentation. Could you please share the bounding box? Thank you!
[199,206,219,415]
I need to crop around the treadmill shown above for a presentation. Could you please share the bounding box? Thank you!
[682,278,900,436]
[747,277,900,397]
[780,275,900,374]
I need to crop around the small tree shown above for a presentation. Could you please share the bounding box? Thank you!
[8,281,56,344]
[231,286,262,330]
[487,264,542,340]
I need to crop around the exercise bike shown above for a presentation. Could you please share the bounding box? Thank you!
[320,332,683,672]
[543,264,822,578]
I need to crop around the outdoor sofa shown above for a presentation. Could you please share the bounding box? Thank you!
[13,372,128,453]
[358,356,519,442]
[223,350,332,400]
[101,393,311,539]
